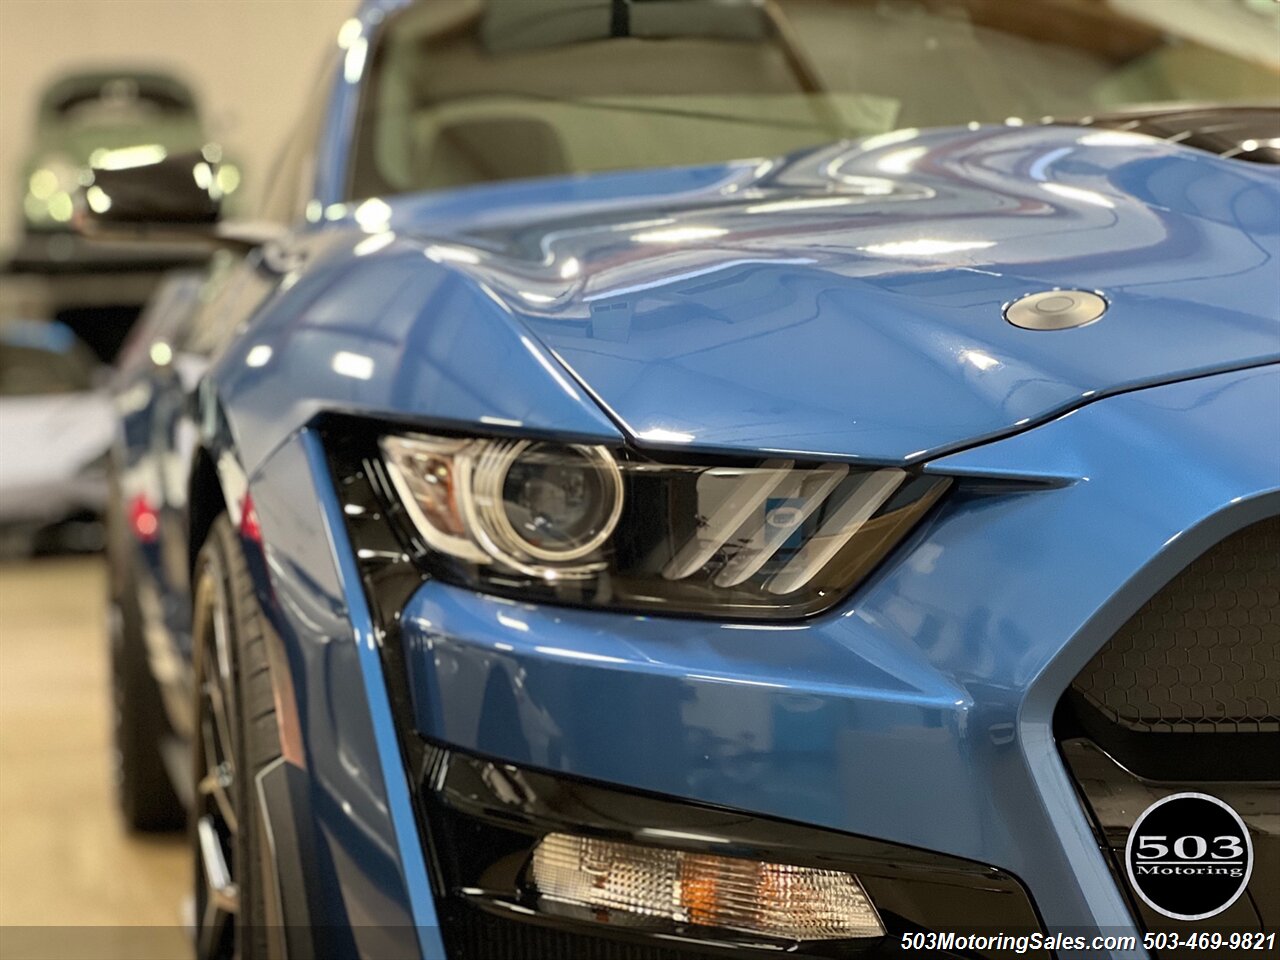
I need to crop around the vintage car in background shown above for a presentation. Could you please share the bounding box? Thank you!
[7,70,235,360]
[0,319,112,554]
[95,1,1278,958]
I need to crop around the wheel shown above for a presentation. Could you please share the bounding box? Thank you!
[191,514,283,960]
[108,481,184,831]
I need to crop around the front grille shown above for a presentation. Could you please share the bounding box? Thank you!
[1072,517,1279,734]
[1059,519,1280,944]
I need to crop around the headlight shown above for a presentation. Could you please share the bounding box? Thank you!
[379,432,949,618]
[382,435,623,574]
[24,155,86,226]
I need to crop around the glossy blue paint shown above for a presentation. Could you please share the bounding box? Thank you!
[300,430,446,960]
[245,431,444,959]
[108,3,1279,951]
[400,364,1279,955]
[313,0,407,209]
[214,238,621,474]
[220,125,1278,476]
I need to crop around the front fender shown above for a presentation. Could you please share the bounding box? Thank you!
[241,428,445,959]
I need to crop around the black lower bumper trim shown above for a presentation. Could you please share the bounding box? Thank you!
[1059,738,1276,957]
[414,741,1047,960]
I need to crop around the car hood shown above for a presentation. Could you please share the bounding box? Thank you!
[380,123,1279,462]
[230,123,1280,471]
[371,124,1278,463]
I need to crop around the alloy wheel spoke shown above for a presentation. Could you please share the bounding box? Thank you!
[192,557,241,960]
[199,699,238,834]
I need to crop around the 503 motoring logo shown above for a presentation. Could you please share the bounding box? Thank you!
[1125,792,1254,921]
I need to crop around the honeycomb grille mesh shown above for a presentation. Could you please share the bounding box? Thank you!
[1072,517,1279,733]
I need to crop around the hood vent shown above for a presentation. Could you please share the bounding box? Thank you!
[1083,106,1280,164]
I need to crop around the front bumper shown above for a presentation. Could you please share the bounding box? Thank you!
[385,366,1278,955]
[246,364,1277,960]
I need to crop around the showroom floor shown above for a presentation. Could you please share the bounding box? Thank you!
[0,557,189,958]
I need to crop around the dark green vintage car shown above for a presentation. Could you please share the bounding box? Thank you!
[20,69,239,233]
[9,70,238,359]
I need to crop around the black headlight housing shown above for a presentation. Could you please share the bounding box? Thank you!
[330,417,949,620]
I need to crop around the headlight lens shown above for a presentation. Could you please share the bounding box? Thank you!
[475,440,623,564]
[24,155,85,226]
[380,432,949,618]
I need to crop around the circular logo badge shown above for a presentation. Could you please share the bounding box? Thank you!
[1125,792,1253,921]
[1004,289,1107,330]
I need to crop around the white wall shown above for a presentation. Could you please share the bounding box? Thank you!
[0,0,357,251]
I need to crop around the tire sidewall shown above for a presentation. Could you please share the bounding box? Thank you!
[192,515,280,959]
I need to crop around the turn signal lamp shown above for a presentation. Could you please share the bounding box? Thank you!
[530,833,885,940]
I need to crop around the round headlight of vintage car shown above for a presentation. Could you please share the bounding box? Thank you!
[469,440,623,565]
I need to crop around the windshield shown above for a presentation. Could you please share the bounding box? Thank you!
[348,0,1280,199]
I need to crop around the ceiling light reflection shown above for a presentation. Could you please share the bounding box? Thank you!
[959,349,1000,371]
[332,351,374,380]
[744,196,857,215]
[337,17,362,48]
[344,37,368,83]
[637,428,695,443]
[631,225,727,244]
[533,645,628,664]
[857,128,920,152]
[497,613,530,632]
[876,146,927,175]
[354,197,391,231]
[1042,183,1115,209]
[1078,130,1152,147]
[245,345,273,368]
[860,239,995,257]
[354,231,395,256]
[425,244,480,265]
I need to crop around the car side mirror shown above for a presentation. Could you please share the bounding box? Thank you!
[78,149,222,230]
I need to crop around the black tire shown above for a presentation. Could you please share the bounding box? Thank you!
[192,514,283,960]
[108,488,184,832]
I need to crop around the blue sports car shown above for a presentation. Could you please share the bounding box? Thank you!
[102,1,1278,958]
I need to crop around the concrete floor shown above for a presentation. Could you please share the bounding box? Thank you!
[0,557,189,959]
